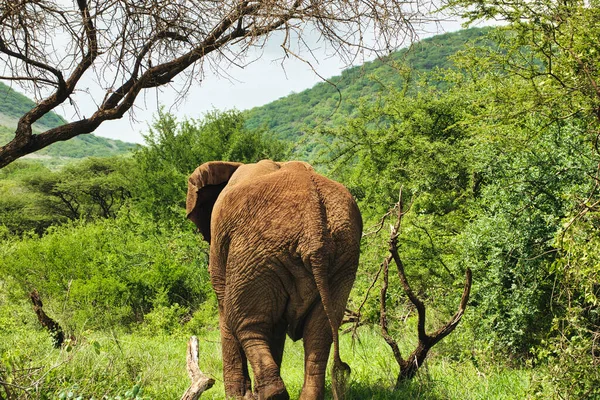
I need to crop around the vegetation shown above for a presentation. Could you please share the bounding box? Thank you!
[2,3,600,397]
[0,82,66,130]
[244,27,492,141]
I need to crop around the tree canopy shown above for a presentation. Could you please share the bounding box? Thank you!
[0,0,435,168]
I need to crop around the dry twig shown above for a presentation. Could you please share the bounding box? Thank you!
[181,336,215,400]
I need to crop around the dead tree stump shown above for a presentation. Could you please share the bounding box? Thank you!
[180,336,215,400]
[29,289,65,348]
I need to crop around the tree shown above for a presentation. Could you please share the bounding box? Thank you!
[0,0,434,168]
[25,157,134,221]
[132,109,287,226]
[0,157,134,235]
[444,0,600,128]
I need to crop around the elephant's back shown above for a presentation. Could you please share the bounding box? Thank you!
[211,161,361,339]
[214,162,360,244]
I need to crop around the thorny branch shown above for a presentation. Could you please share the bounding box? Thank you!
[349,188,413,341]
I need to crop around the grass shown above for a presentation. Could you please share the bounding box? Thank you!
[0,321,550,400]
[0,286,550,399]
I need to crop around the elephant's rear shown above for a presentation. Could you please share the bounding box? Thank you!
[296,167,361,399]
[212,161,362,334]
[189,160,361,400]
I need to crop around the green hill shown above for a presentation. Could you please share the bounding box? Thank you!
[0,82,67,130]
[0,82,137,161]
[245,27,492,140]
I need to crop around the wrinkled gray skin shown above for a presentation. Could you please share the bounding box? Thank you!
[186,160,362,400]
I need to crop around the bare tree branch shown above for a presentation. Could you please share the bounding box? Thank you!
[378,188,472,387]
[0,0,439,168]
[29,289,66,348]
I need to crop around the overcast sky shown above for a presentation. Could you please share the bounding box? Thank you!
[50,18,466,144]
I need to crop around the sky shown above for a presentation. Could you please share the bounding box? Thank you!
[51,18,465,144]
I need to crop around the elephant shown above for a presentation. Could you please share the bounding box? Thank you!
[186,160,362,400]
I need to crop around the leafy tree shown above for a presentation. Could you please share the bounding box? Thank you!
[0,161,53,235]
[446,0,600,131]
[27,157,134,220]
[320,82,478,338]
[0,157,135,236]
[440,2,600,385]
[133,109,287,226]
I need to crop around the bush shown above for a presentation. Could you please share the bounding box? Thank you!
[0,211,212,331]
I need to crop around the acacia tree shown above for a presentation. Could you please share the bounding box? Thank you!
[0,0,434,168]
[444,0,600,126]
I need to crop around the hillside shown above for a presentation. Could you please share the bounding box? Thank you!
[0,82,137,160]
[244,27,492,140]
[0,82,66,130]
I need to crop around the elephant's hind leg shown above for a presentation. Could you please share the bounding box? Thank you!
[231,284,289,399]
[240,334,289,400]
[220,318,253,399]
[299,303,332,400]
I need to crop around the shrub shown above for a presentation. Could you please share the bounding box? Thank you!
[0,212,212,331]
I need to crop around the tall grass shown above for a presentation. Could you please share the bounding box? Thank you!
[0,320,549,399]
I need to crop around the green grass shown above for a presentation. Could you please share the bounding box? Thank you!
[0,321,549,399]
[0,276,551,399]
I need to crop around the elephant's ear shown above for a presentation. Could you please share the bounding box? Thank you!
[186,161,242,243]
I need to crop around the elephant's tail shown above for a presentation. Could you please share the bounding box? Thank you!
[307,174,350,400]
[312,254,350,400]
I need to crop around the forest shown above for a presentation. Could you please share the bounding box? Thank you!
[1,1,600,399]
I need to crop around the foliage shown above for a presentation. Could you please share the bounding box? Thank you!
[533,216,600,398]
[27,157,134,218]
[0,213,212,331]
[132,108,288,226]
[0,159,55,235]
[321,35,598,364]
[322,81,477,331]
[439,0,600,393]
[446,0,600,127]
